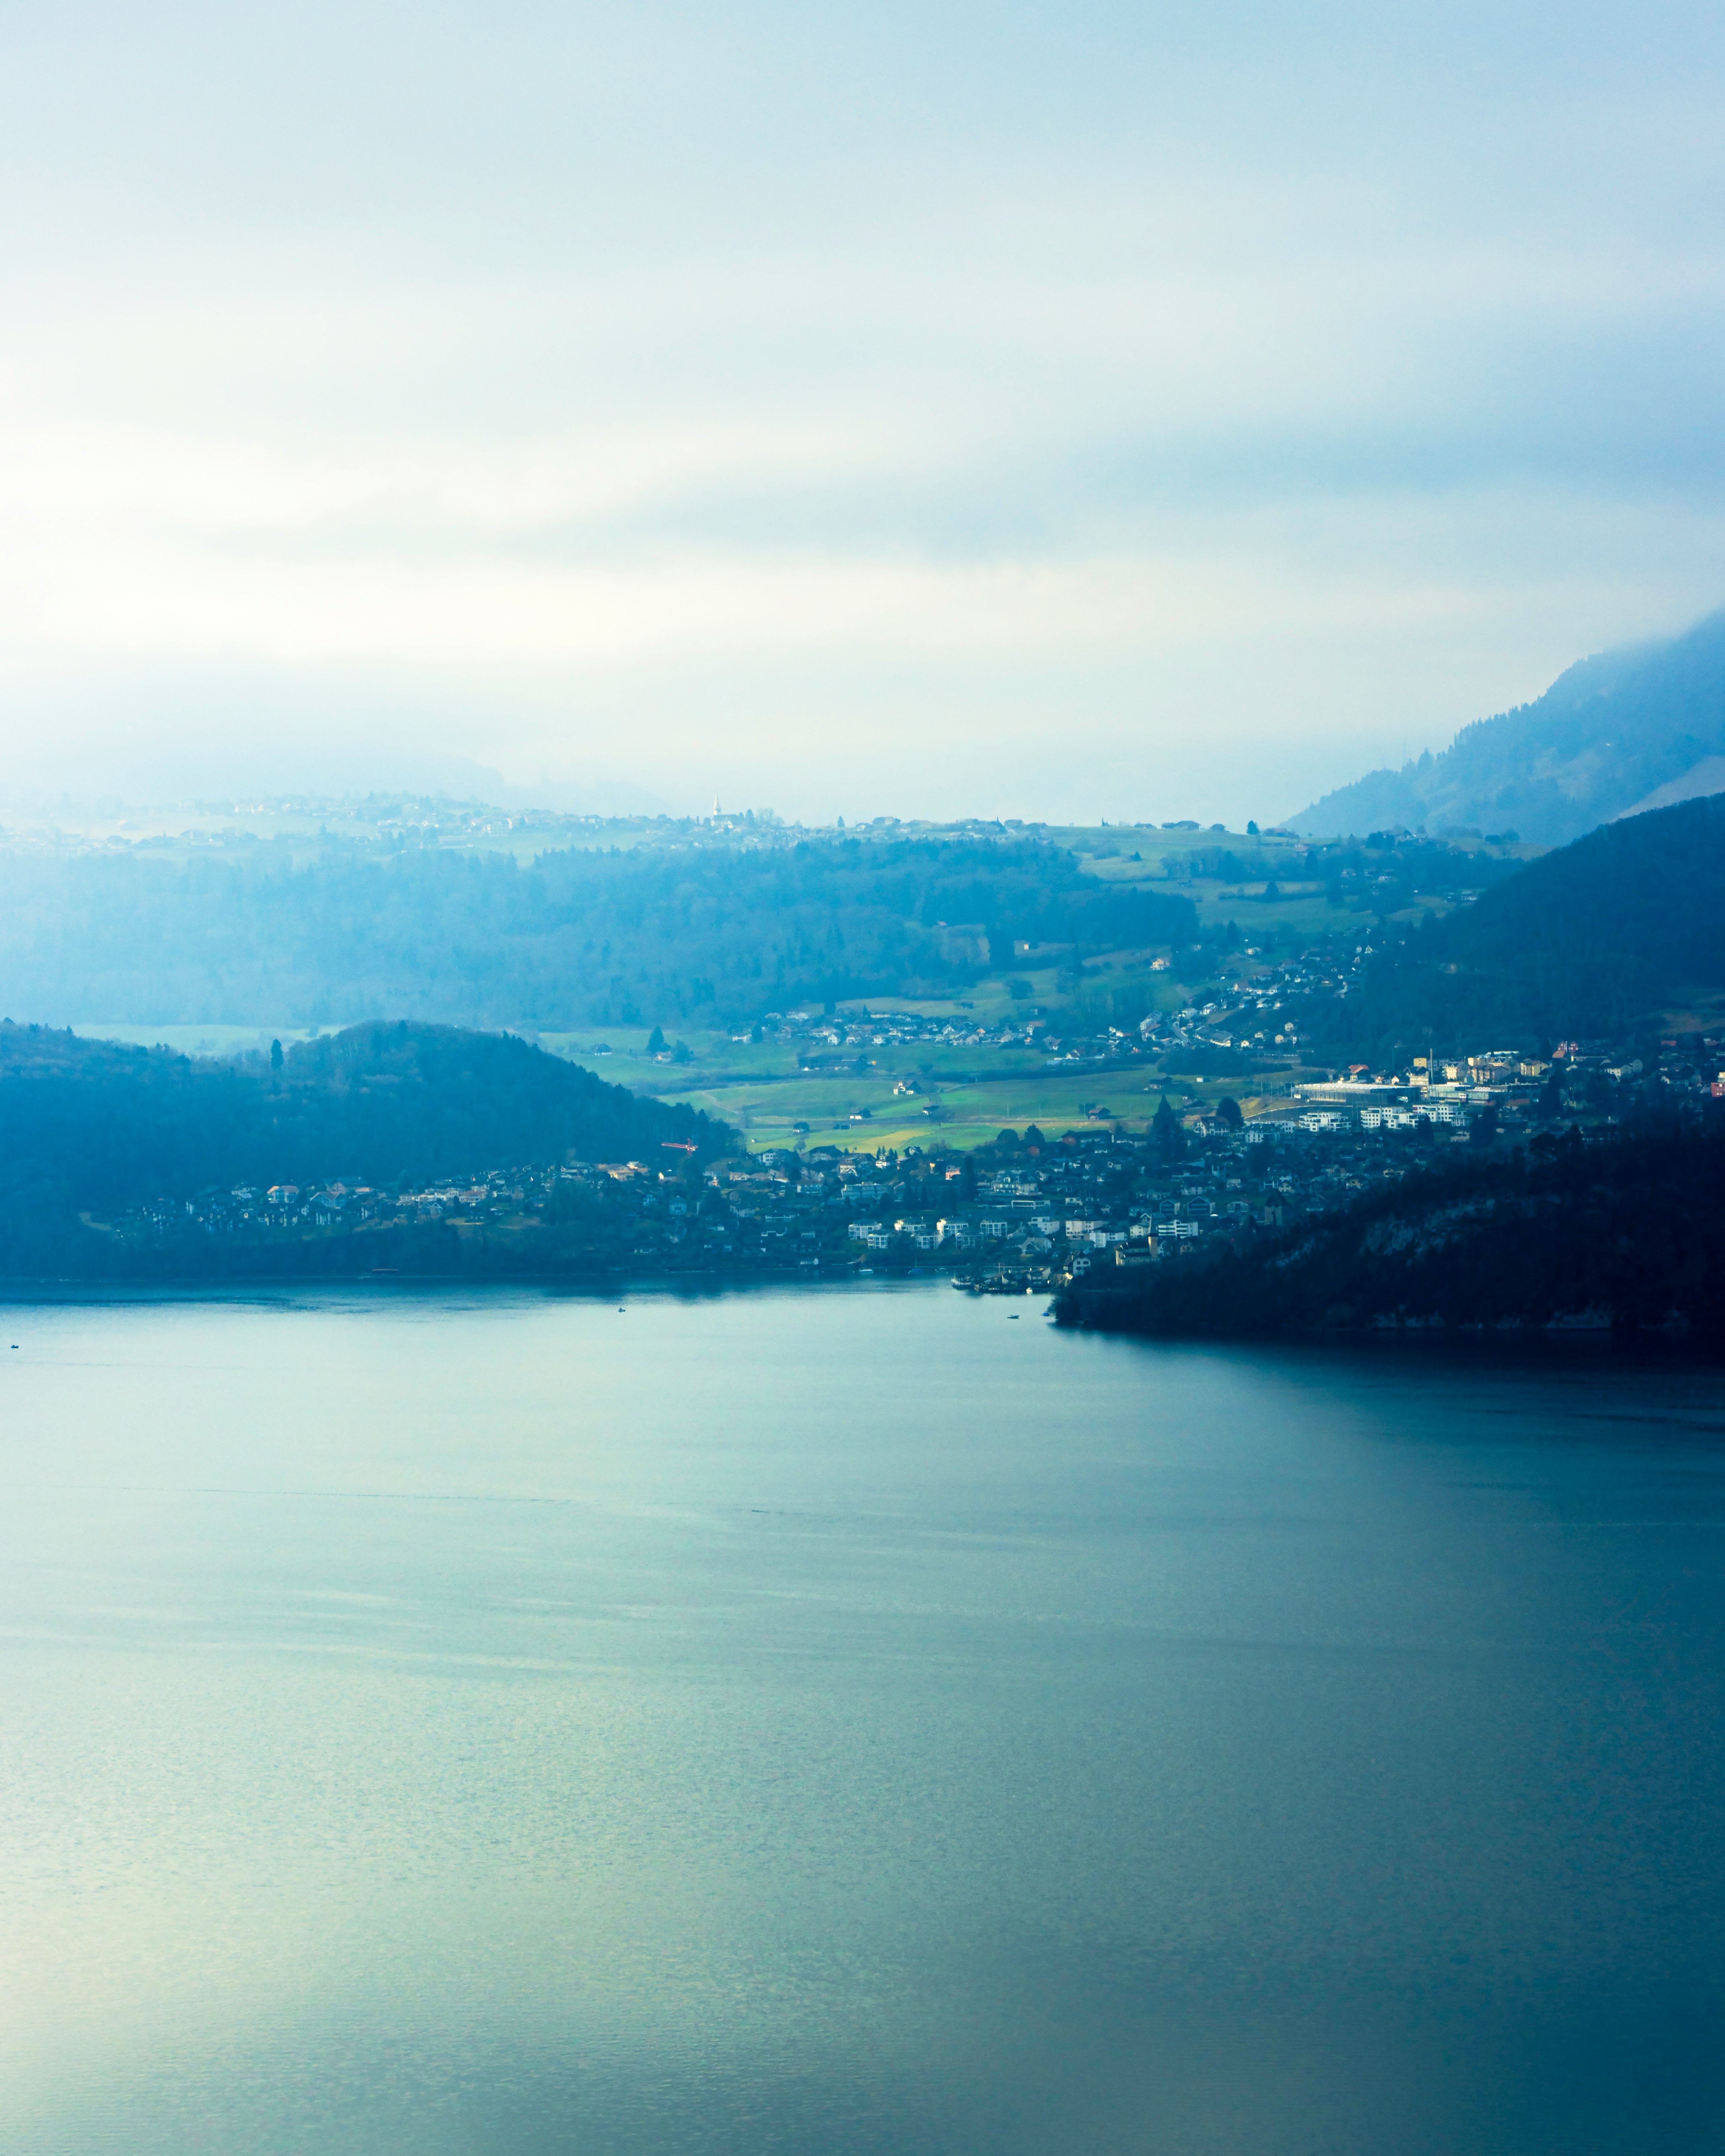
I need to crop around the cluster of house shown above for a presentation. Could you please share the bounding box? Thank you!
[675,1035,1716,1287]
[112,1026,1718,1279]
[680,1114,1429,1285]
[745,1007,1048,1054]
[724,947,1362,1082]
[1285,1054,1558,1132]
[733,1003,1261,1087]
[115,1124,1270,1281]
[114,1169,557,1241]
[683,1132,1252,1285]
[1287,1040,1724,1129]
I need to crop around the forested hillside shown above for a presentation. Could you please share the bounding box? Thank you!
[1057,1114,1725,1339]
[0,837,1196,1031]
[1291,609,1725,845]
[0,1020,725,1274]
[1303,794,1725,1058]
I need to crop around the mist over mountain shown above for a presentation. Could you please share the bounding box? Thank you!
[0,755,667,823]
[1289,610,1725,846]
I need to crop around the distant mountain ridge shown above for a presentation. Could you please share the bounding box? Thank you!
[1289,610,1725,846]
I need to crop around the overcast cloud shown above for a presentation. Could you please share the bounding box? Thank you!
[1,0,1722,822]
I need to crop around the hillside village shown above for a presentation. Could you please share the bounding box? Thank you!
[19,788,1725,1288]
[108,1027,1722,1290]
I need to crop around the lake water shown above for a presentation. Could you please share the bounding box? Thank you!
[2,1284,1723,2155]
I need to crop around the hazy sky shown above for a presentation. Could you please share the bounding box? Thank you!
[3,0,1724,823]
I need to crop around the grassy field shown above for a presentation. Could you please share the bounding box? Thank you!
[68,821,1445,1152]
[668,1069,1285,1155]
[535,1014,1292,1152]
[658,1061,1298,1153]
[71,1010,1300,1155]
[63,821,1521,1155]
[531,881,1316,1152]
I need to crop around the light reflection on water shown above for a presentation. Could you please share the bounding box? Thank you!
[2,1284,1723,2153]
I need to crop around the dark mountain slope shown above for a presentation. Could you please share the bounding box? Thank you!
[1291,610,1725,846]
[1057,1117,1725,1340]
[0,1020,725,1271]
[1308,793,1725,1058]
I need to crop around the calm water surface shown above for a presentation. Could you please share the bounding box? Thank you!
[2,1284,1722,2154]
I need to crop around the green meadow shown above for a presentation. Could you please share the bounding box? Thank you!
[667,1066,1287,1154]
[528,828,1353,1150]
[541,1007,1297,1155]
[62,820,1496,1156]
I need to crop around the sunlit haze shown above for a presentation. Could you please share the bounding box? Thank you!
[4,0,1724,822]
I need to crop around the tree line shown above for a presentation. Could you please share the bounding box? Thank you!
[0,837,1196,1031]
[0,1020,725,1274]
[1294,794,1725,1060]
